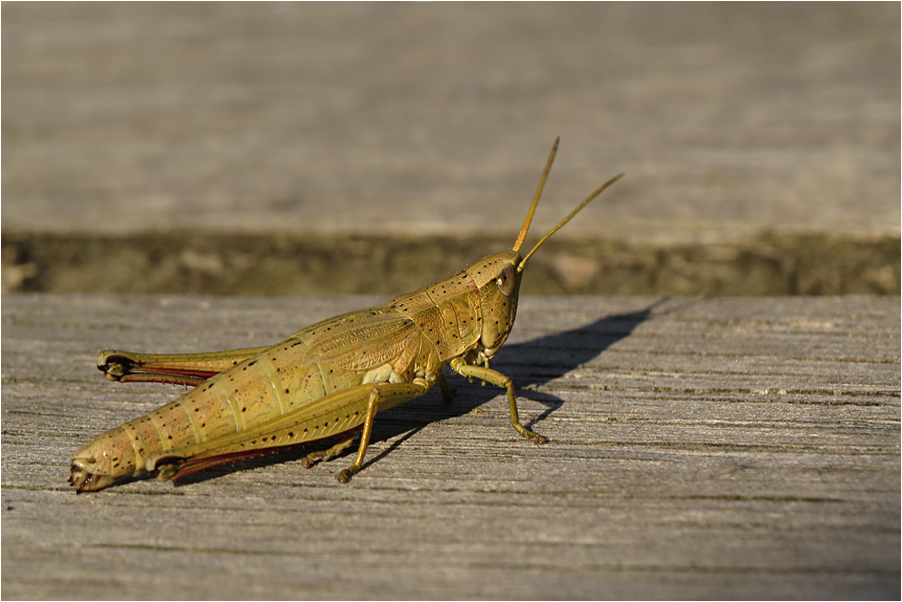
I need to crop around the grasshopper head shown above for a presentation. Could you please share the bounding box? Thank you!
[466,250,524,359]
[468,138,623,360]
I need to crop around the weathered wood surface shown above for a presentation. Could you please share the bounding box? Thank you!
[2,294,899,599]
[3,3,899,244]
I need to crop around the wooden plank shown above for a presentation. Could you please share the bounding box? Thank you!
[2,294,898,599]
[3,3,899,245]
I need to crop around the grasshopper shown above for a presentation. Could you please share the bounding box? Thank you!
[69,138,623,492]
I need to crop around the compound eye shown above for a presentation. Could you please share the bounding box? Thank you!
[495,264,515,296]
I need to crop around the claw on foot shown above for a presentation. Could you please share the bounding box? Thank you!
[336,465,360,484]
[515,426,549,445]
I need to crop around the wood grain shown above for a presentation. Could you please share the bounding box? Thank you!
[2,294,898,599]
[3,4,898,244]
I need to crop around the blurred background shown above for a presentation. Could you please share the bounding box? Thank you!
[3,3,899,296]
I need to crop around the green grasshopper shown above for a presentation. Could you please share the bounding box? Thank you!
[69,138,623,492]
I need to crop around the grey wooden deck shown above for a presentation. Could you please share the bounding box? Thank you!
[2,294,898,599]
[2,4,899,600]
[3,3,898,245]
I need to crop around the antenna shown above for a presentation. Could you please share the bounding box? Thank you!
[512,137,559,253]
[518,172,624,272]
